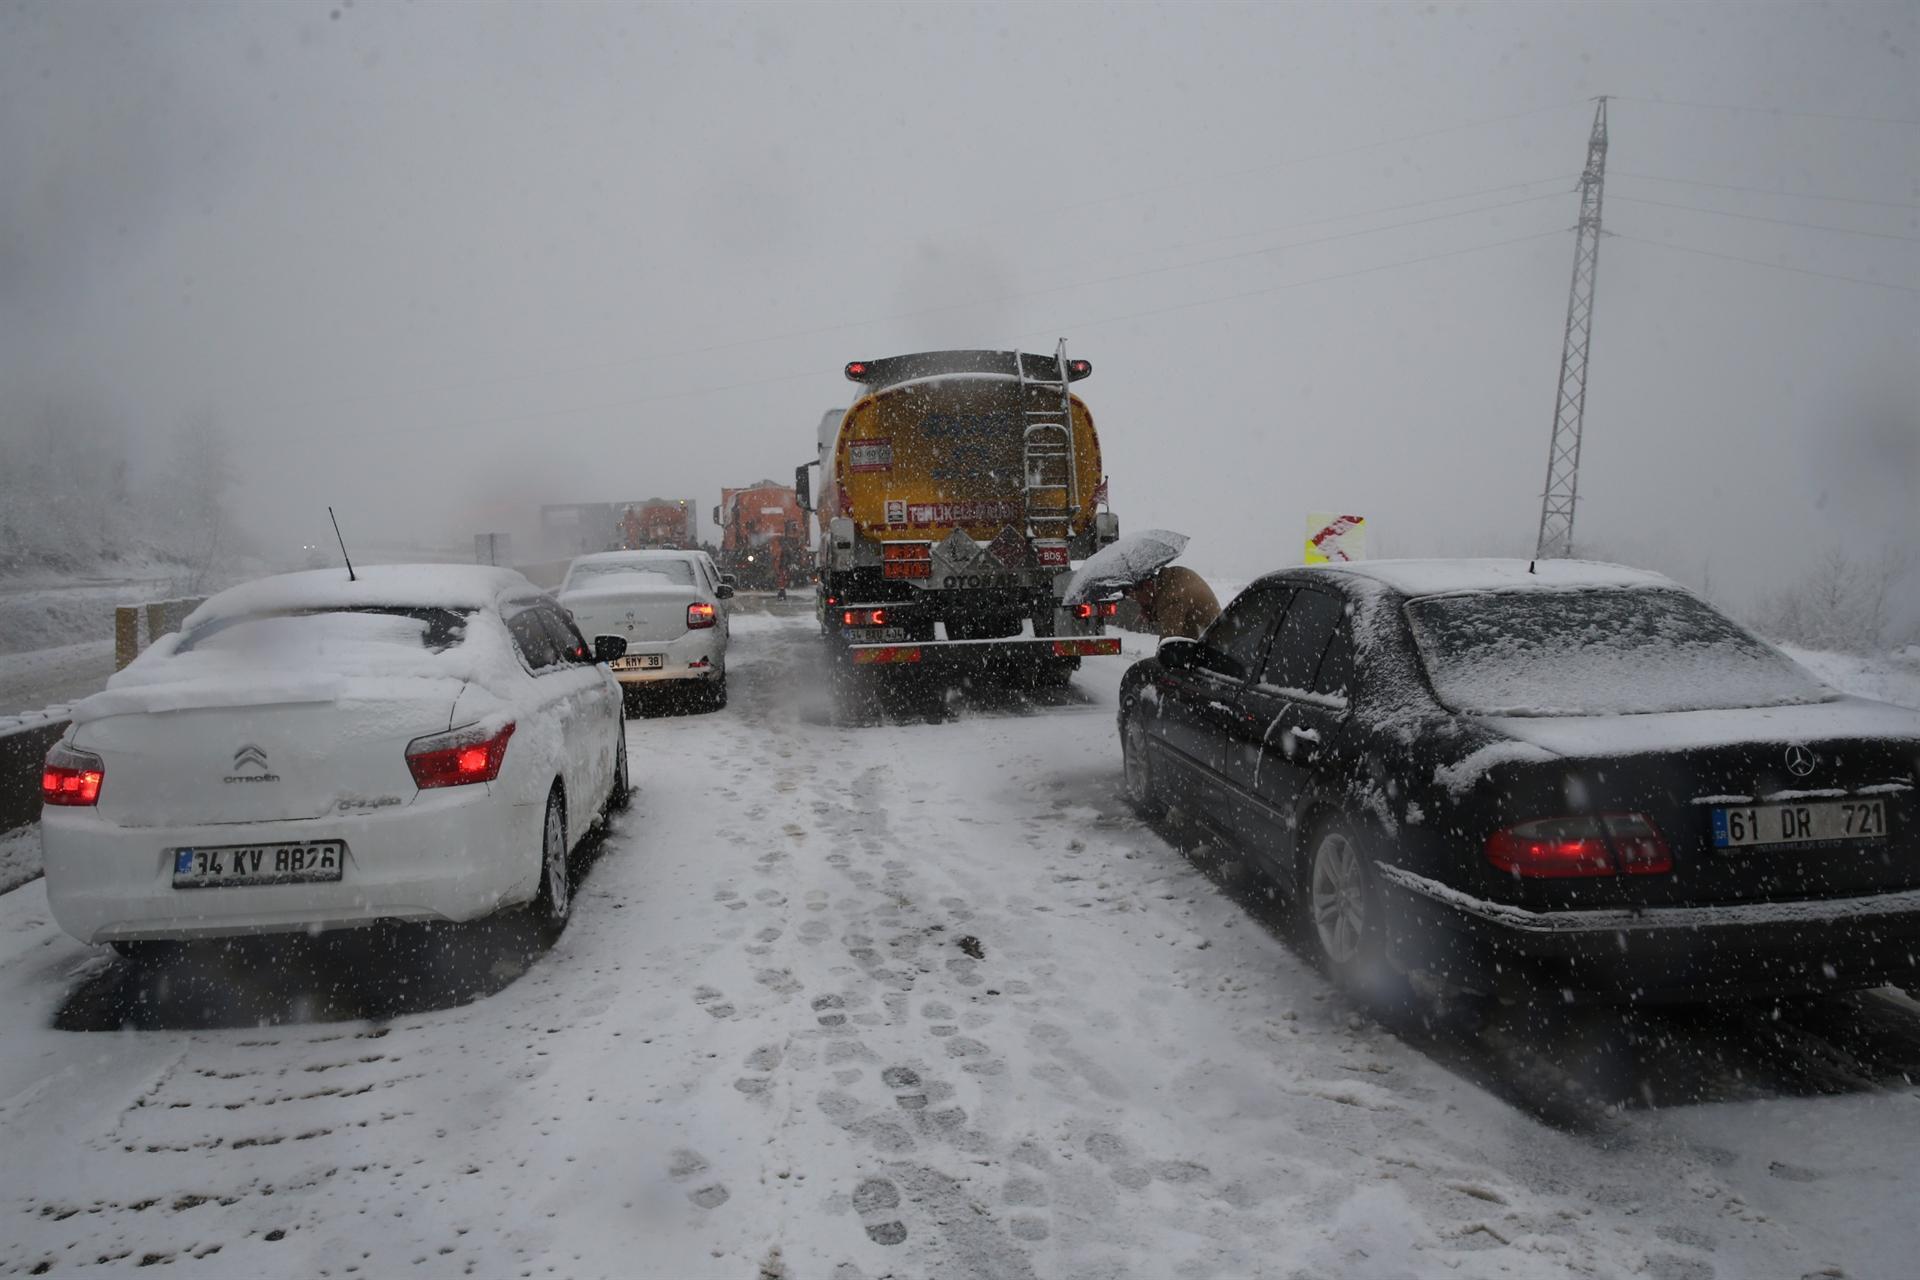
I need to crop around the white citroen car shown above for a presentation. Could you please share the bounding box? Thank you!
[39,565,627,957]
[559,550,733,709]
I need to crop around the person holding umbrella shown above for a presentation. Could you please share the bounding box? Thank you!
[1061,529,1220,640]
[1130,564,1220,639]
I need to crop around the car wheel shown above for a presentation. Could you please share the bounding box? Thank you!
[608,734,630,813]
[1121,701,1166,818]
[710,673,728,710]
[530,787,572,938]
[1304,822,1400,1003]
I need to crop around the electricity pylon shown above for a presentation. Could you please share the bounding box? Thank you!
[1534,97,1609,560]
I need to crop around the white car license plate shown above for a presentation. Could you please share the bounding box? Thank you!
[612,653,665,671]
[172,841,345,888]
[1712,800,1887,849]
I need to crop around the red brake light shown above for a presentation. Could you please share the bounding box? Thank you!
[407,722,515,790]
[41,744,104,807]
[1069,359,1091,376]
[1485,814,1671,879]
[1074,603,1094,620]
[841,608,890,628]
[845,361,870,379]
[687,602,717,629]
[1099,601,1120,617]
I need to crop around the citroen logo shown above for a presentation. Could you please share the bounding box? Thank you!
[225,744,280,784]
[1784,744,1816,778]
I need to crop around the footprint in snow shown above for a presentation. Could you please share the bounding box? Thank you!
[851,1177,907,1246]
[1002,1172,1051,1242]
[668,1148,729,1210]
[1085,1130,1153,1190]
[735,1043,784,1097]
[755,969,803,996]
[692,986,736,1019]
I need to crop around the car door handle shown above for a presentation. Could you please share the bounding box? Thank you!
[1292,726,1321,743]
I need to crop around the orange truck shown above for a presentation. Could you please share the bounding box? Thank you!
[618,499,698,551]
[795,345,1122,684]
[714,481,808,591]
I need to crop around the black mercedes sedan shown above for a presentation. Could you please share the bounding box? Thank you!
[1117,559,1920,1006]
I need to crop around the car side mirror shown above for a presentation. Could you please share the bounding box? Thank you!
[592,634,627,663]
[794,463,814,513]
[1157,637,1199,669]
[716,584,735,601]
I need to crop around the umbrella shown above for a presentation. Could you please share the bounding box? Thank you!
[1062,529,1190,605]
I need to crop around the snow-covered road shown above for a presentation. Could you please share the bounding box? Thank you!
[2,604,1916,1278]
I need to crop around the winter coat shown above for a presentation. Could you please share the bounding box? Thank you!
[1139,565,1220,640]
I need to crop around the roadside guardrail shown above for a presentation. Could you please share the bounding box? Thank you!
[0,711,68,835]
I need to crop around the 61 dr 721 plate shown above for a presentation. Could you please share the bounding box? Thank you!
[1712,799,1887,849]
[172,840,345,888]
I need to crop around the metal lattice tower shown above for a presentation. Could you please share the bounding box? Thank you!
[1534,97,1610,560]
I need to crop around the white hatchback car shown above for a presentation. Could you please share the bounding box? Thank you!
[559,550,733,708]
[39,565,627,956]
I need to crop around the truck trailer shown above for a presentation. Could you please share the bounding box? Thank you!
[715,481,808,592]
[796,343,1122,686]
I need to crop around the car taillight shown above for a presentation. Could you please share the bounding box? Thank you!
[842,608,889,627]
[1099,601,1120,617]
[406,723,515,790]
[688,602,717,629]
[1074,602,1095,620]
[1485,813,1672,879]
[42,743,104,807]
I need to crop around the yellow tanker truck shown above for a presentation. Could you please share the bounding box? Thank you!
[795,343,1122,684]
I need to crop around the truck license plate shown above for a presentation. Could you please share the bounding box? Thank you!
[1712,800,1887,848]
[172,841,345,888]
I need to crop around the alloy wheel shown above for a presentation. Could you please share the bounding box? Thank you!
[1311,832,1366,966]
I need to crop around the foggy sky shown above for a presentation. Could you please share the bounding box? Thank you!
[3,0,1915,615]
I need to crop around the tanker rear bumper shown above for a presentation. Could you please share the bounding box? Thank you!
[846,636,1120,666]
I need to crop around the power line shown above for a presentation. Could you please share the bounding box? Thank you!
[1613,233,1920,295]
[352,227,1568,439]
[1612,170,1920,212]
[1613,94,1920,128]
[1029,99,1590,224]
[1107,173,1576,262]
[1013,227,1567,342]
[263,187,1574,420]
[1612,194,1920,244]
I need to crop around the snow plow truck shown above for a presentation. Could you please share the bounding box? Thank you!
[714,481,808,591]
[795,343,1122,686]
[618,499,698,551]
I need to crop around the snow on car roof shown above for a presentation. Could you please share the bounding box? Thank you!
[1311,558,1676,598]
[571,550,699,564]
[185,564,538,628]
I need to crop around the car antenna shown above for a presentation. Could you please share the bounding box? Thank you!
[328,506,358,582]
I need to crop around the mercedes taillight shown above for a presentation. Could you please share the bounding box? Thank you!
[1485,814,1672,879]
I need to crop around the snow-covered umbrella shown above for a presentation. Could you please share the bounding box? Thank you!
[1062,529,1190,605]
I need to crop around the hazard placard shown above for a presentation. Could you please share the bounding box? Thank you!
[1305,512,1366,564]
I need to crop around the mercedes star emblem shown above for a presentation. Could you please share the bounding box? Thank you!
[1784,744,1816,778]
